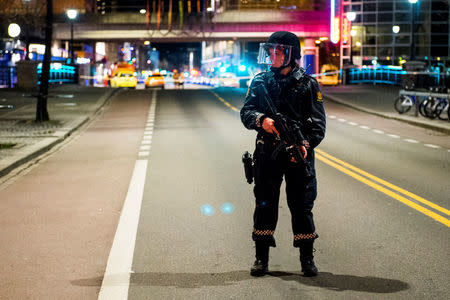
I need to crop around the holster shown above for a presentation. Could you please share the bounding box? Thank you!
[242,151,254,184]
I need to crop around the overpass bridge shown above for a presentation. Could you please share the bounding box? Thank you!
[54,10,329,42]
[53,9,330,75]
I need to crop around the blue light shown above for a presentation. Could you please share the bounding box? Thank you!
[238,65,246,72]
[221,203,235,214]
[200,204,215,216]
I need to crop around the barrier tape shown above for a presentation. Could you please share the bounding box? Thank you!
[77,68,449,85]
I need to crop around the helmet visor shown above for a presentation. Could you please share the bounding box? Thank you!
[257,43,292,67]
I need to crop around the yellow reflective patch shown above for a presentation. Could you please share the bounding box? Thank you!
[317,91,323,102]
[246,88,250,98]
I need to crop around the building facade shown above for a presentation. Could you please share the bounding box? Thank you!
[343,0,449,66]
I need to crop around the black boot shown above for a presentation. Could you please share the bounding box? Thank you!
[299,240,318,277]
[250,241,269,277]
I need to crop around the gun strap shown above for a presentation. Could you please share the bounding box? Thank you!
[262,71,304,122]
[271,141,286,160]
[260,76,279,116]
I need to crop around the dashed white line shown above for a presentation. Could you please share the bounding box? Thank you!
[424,144,441,149]
[404,139,419,143]
[141,140,152,145]
[330,115,447,152]
[140,145,151,151]
[144,130,153,135]
[142,135,152,140]
[138,151,150,157]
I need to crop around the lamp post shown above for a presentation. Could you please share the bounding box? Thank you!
[346,12,356,65]
[409,0,418,61]
[66,9,78,63]
[8,23,20,59]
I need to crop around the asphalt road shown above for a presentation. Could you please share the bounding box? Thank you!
[0,87,448,299]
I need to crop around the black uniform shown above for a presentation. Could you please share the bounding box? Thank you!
[241,67,326,248]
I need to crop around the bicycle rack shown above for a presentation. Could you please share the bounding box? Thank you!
[399,90,450,117]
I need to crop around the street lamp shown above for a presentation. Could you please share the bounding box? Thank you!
[8,23,21,38]
[346,12,356,65]
[408,0,418,60]
[66,9,78,63]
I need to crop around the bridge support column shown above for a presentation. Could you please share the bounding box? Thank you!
[302,38,318,75]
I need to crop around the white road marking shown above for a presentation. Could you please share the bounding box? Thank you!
[338,118,346,122]
[373,129,384,134]
[141,140,152,145]
[97,159,148,300]
[328,115,336,119]
[348,122,358,126]
[424,144,441,149]
[360,125,370,129]
[98,90,158,299]
[404,139,419,143]
[144,130,153,135]
[387,134,400,138]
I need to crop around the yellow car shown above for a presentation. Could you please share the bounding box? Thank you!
[110,71,138,88]
[145,73,165,89]
[317,64,341,86]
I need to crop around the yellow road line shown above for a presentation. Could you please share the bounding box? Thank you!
[210,91,239,112]
[316,153,450,227]
[209,91,448,225]
[316,149,450,216]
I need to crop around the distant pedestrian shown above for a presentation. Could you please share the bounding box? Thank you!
[240,31,326,277]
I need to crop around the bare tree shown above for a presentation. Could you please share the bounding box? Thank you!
[0,0,46,60]
[1,0,51,122]
[36,0,52,122]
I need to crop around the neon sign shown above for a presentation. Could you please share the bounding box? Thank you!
[342,17,350,45]
[330,0,340,44]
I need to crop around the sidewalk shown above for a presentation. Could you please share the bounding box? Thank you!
[0,85,118,178]
[321,84,450,135]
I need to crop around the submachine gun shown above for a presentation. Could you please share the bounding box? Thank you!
[260,84,313,179]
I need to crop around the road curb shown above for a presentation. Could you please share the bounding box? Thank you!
[324,94,450,135]
[0,88,119,179]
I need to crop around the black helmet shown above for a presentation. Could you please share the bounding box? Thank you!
[267,31,301,61]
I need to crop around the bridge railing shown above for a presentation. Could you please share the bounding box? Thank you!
[223,0,325,11]
[37,63,77,85]
[347,66,448,87]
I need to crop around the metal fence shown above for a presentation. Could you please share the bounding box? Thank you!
[347,66,448,87]
[37,63,77,84]
[0,66,17,88]
[0,63,76,88]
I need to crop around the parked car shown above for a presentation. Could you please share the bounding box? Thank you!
[145,73,165,89]
[110,71,138,88]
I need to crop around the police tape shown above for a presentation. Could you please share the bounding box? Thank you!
[79,75,108,80]
[78,69,449,84]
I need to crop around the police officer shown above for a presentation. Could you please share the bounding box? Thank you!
[240,31,326,277]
